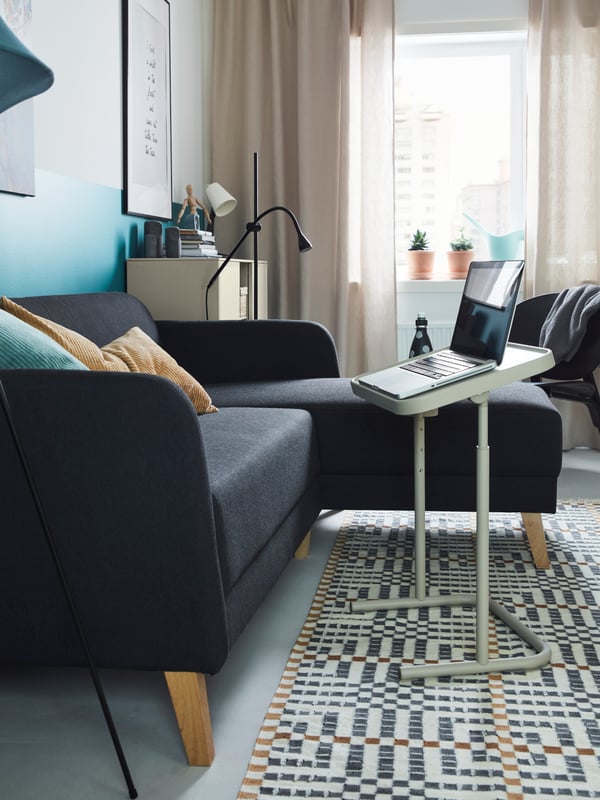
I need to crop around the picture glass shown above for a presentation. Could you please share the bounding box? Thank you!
[124,0,172,220]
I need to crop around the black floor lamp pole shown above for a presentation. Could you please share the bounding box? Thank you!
[205,152,313,321]
[253,152,260,320]
[0,379,137,799]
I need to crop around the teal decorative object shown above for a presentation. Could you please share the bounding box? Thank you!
[0,16,54,113]
[463,213,524,260]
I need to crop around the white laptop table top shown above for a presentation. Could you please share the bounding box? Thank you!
[351,343,555,416]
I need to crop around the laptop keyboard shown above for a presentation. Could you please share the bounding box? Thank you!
[401,350,480,379]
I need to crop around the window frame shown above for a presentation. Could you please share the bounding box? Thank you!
[394,31,527,277]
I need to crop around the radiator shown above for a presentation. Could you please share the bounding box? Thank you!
[397,323,455,360]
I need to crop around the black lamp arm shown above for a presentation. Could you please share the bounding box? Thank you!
[204,227,253,319]
[204,204,312,320]
[255,205,312,251]
[205,228,252,293]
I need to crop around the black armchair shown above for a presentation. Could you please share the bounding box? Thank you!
[510,290,600,433]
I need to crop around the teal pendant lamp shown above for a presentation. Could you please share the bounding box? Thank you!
[0,15,54,113]
[0,15,138,799]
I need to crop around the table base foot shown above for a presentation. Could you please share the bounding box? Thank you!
[350,594,552,680]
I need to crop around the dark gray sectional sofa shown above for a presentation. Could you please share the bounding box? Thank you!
[0,291,562,765]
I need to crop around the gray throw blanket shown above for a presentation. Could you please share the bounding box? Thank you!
[539,284,600,363]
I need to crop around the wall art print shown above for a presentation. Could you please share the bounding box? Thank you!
[123,0,172,220]
[0,0,36,196]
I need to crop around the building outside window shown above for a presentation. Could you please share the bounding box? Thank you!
[394,32,526,278]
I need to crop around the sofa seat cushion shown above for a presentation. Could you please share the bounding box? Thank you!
[197,407,319,593]
[205,377,562,480]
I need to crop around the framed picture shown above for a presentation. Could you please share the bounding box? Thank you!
[0,2,36,196]
[123,0,172,220]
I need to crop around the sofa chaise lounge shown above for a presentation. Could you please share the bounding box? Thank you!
[0,291,562,765]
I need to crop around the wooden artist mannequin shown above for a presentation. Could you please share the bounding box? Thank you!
[176,184,212,229]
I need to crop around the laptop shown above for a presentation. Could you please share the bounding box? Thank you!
[355,259,525,400]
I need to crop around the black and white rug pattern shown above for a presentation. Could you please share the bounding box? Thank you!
[238,502,600,799]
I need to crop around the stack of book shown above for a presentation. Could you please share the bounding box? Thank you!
[178,228,219,258]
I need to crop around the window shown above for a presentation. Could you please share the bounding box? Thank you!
[394,32,526,278]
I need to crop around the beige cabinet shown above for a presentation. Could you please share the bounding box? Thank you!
[126,258,268,320]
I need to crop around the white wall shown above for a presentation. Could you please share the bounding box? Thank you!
[170,0,214,200]
[31,0,210,199]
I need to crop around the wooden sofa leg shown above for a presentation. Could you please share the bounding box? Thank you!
[164,671,215,766]
[521,512,550,569]
[294,530,311,559]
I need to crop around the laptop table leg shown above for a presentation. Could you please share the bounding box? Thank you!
[350,392,552,681]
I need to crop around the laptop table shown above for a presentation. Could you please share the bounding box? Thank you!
[350,342,555,680]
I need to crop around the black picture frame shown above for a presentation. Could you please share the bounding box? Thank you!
[123,0,172,220]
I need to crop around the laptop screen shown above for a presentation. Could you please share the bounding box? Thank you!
[450,260,524,363]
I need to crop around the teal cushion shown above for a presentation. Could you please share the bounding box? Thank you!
[0,310,89,370]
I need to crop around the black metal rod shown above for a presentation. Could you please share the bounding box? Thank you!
[204,227,252,319]
[205,153,312,321]
[0,378,138,799]
[253,151,259,320]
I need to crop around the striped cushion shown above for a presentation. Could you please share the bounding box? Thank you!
[1,297,216,414]
[0,309,88,370]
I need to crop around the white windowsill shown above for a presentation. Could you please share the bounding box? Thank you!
[397,278,465,292]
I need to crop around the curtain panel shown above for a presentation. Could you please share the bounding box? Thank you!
[527,0,600,449]
[210,0,395,376]
[526,0,600,296]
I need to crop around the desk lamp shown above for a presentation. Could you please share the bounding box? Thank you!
[205,181,237,219]
[205,152,312,319]
[0,16,137,798]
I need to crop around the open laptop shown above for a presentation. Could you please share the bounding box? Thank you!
[355,259,525,400]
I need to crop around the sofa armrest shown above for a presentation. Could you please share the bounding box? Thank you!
[156,319,341,383]
[0,369,228,674]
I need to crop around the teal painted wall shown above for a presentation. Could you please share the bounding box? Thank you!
[0,1,209,300]
[0,171,180,297]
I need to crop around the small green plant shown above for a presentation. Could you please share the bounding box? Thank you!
[408,229,430,251]
[450,227,473,251]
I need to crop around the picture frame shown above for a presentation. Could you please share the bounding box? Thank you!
[123,0,172,220]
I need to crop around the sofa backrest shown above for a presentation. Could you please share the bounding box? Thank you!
[11,292,159,347]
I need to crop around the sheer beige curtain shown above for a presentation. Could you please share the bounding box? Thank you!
[527,0,600,449]
[210,0,395,376]
[526,0,600,295]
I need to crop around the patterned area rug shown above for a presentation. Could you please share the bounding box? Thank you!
[238,502,600,800]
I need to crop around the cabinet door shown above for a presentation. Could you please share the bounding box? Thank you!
[127,258,268,320]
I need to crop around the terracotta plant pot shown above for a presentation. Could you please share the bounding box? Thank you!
[447,249,474,279]
[406,250,435,279]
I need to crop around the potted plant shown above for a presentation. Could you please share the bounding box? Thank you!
[447,227,474,279]
[406,229,435,279]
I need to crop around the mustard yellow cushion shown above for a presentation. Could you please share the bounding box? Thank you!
[102,326,217,413]
[1,297,217,414]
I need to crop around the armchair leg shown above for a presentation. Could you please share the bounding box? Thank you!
[294,530,311,559]
[521,512,550,569]
[164,672,215,766]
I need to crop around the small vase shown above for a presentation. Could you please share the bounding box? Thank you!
[447,250,474,279]
[406,250,435,279]
[463,213,524,259]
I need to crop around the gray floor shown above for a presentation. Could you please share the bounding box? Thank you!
[1,450,598,800]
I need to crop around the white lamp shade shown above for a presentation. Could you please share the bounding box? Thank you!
[205,182,237,217]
